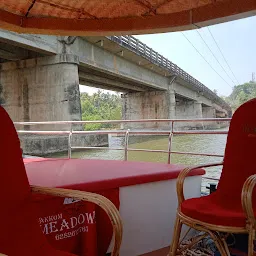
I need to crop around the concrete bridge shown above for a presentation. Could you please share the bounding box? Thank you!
[0,30,231,131]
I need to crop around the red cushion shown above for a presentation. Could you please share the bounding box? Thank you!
[0,106,76,256]
[180,192,254,227]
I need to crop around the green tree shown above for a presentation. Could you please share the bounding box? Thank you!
[80,90,122,130]
[225,82,256,111]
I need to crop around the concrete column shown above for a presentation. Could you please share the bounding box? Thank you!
[202,106,215,118]
[175,98,202,129]
[216,111,227,118]
[168,77,176,120]
[202,106,218,129]
[0,54,81,131]
[168,89,176,120]
[122,90,171,129]
[193,101,203,119]
[213,108,216,118]
[192,101,203,129]
[0,54,103,155]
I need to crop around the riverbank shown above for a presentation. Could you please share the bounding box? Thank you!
[19,134,108,156]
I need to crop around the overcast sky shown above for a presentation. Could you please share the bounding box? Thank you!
[80,15,256,97]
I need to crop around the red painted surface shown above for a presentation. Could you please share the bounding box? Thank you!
[1,0,255,35]
[32,187,119,256]
[24,158,205,192]
[0,105,75,256]
[181,98,256,227]
[24,158,204,255]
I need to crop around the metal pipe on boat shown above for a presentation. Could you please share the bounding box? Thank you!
[167,121,174,164]
[173,131,228,135]
[17,130,228,136]
[124,148,223,157]
[17,130,226,158]
[17,130,70,135]
[127,148,170,153]
[124,129,130,161]
[14,118,231,126]
[171,151,224,157]
[72,146,124,150]
[68,126,73,159]
[167,131,173,164]
[16,118,228,164]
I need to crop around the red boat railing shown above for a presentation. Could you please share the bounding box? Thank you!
[15,118,231,182]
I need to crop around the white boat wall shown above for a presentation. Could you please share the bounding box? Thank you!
[108,176,202,255]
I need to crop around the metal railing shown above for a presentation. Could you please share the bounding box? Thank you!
[16,118,230,181]
[107,35,231,112]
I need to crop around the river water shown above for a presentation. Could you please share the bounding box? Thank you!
[50,128,228,193]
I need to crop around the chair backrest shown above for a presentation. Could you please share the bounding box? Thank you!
[0,106,30,207]
[217,98,256,207]
[0,106,54,255]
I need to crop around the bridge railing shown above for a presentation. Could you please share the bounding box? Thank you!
[106,35,231,111]
[16,118,231,182]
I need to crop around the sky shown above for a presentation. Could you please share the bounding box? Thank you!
[80,15,256,97]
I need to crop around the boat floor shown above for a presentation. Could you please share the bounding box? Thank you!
[141,247,169,255]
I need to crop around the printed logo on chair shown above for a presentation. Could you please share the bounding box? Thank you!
[243,125,256,133]
[242,125,256,137]
[63,198,81,205]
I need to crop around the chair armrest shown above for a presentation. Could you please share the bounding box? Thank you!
[177,162,223,206]
[31,185,123,256]
[241,174,256,228]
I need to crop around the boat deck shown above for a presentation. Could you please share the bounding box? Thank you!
[140,247,169,255]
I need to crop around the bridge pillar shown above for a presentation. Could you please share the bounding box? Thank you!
[122,90,175,129]
[0,54,108,155]
[0,54,81,130]
[194,101,203,119]
[202,106,216,118]
[202,106,218,129]
[168,89,176,120]
[175,98,202,119]
[174,97,203,129]
[192,101,203,129]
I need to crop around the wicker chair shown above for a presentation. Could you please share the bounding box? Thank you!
[169,98,256,256]
[0,106,122,256]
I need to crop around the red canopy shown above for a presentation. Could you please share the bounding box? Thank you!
[0,0,255,36]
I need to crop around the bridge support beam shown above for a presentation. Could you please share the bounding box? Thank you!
[191,100,204,129]
[194,101,203,119]
[174,97,203,129]
[202,106,216,118]
[122,91,221,130]
[122,90,176,129]
[202,105,218,129]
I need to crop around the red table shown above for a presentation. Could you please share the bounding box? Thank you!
[24,158,204,255]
